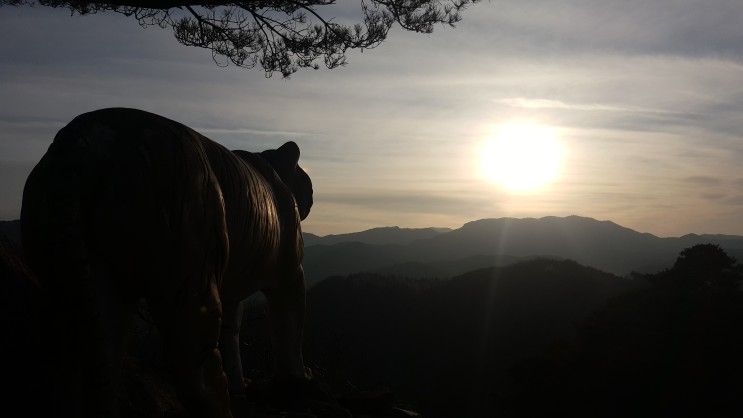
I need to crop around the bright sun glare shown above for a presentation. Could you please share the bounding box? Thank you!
[480,123,563,192]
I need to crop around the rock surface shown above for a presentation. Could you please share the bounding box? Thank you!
[0,226,420,418]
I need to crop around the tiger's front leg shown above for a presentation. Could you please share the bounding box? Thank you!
[264,266,308,380]
[262,266,350,417]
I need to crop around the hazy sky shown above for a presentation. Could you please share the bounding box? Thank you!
[2,1,743,236]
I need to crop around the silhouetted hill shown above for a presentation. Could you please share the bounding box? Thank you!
[302,216,743,283]
[369,254,555,278]
[302,232,322,246]
[501,245,743,418]
[1,219,45,415]
[302,259,642,418]
[0,219,20,252]
[303,226,451,246]
[303,242,410,285]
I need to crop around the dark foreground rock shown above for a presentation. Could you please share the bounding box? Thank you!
[0,226,419,418]
[118,355,419,418]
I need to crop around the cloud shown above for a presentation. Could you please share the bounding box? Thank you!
[700,192,727,201]
[468,0,743,60]
[194,127,319,138]
[723,195,743,206]
[320,190,498,216]
[0,115,66,127]
[496,97,696,116]
[684,176,723,186]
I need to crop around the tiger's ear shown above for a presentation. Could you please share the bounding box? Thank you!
[276,141,300,167]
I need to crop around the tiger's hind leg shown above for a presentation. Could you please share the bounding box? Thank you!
[147,276,233,418]
[141,164,233,418]
[80,258,136,418]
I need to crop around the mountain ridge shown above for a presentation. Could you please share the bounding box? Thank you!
[302,215,743,283]
[303,226,452,246]
[306,215,742,244]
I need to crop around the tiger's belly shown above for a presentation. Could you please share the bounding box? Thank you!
[220,179,284,301]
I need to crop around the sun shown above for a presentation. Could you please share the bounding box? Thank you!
[480,123,563,192]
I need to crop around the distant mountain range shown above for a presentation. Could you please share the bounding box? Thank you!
[302,216,743,284]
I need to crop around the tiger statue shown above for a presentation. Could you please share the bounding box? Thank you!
[21,108,313,418]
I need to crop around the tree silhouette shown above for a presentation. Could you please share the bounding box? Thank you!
[640,243,742,290]
[503,245,743,418]
[2,0,476,77]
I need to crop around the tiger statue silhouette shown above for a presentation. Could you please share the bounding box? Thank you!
[21,108,313,418]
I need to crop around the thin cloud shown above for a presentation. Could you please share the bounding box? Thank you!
[0,116,65,127]
[683,176,723,186]
[321,190,498,215]
[497,97,695,116]
[700,192,727,200]
[724,195,743,206]
[194,127,319,137]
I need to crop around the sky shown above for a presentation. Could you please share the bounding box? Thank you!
[1,1,743,236]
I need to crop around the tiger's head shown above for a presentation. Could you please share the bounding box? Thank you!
[258,141,314,220]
